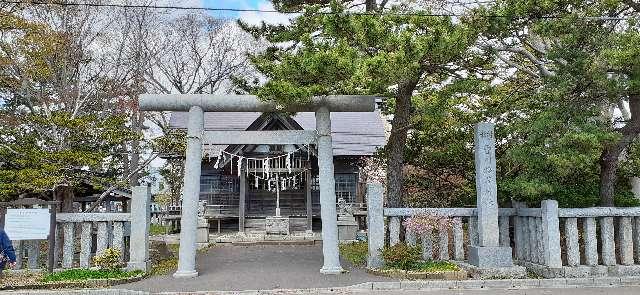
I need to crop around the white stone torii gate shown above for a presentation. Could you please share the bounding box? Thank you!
[139,94,376,278]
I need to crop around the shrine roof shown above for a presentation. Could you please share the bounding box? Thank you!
[168,111,387,156]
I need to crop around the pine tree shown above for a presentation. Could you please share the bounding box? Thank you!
[239,0,482,205]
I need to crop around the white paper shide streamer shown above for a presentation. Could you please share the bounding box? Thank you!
[202,144,313,193]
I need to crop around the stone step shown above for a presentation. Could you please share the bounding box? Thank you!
[245,219,266,232]
[244,217,311,232]
[232,240,315,246]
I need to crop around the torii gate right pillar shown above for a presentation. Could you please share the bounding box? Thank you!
[316,106,344,274]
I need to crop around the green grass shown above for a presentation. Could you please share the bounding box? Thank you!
[146,242,213,276]
[150,224,169,236]
[41,269,144,282]
[382,260,460,272]
[339,241,368,266]
[410,260,460,272]
[149,257,178,275]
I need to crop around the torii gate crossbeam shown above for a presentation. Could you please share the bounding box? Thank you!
[139,94,376,278]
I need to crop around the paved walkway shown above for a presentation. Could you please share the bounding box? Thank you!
[119,243,391,292]
[376,287,640,295]
[355,287,640,295]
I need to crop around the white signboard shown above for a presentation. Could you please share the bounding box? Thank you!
[4,209,51,240]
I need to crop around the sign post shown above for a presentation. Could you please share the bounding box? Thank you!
[47,204,57,273]
[0,198,59,272]
[4,209,51,239]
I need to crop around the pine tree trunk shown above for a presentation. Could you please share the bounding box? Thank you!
[600,147,620,206]
[365,0,376,12]
[386,80,418,207]
[54,185,74,212]
[599,93,640,206]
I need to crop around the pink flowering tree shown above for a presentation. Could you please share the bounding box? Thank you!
[403,213,460,235]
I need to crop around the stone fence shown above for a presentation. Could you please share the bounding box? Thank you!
[55,213,130,269]
[384,207,516,260]
[367,186,514,268]
[519,204,640,277]
[11,186,150,272]
[366,183,640,278]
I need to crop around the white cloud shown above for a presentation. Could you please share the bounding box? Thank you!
[238,0,295,25]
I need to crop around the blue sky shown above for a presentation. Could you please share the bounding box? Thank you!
[203,0,268,18]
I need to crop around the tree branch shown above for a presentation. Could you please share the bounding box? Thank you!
[83,153,158,213]
[493,51,540,78]
[498,45,555,77]
[618,99,631,121]
[623,0,640,12]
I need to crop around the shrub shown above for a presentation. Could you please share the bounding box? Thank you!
[93,248,123,270]
[339,241,368,266]
[381,243,422,270]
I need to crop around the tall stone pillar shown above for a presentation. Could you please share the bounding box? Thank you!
[468,122,513,267]
[173,106,204,278]
[315,107,344,274]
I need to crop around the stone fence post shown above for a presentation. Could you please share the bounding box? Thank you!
[540,199,562,268]
[127,186,151,271]
[512,201,527,261]
[367,182,384,269]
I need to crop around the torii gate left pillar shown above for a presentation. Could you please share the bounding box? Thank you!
[175,105,203,278]
[139,94,376,278]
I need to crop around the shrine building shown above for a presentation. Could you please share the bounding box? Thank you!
[167,106,387,233]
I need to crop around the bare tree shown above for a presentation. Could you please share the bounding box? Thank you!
[2,1,259,210]
[6,3,141,210]
[147,13,256,96]
[3,1,164,210]
[141,12,260,204]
